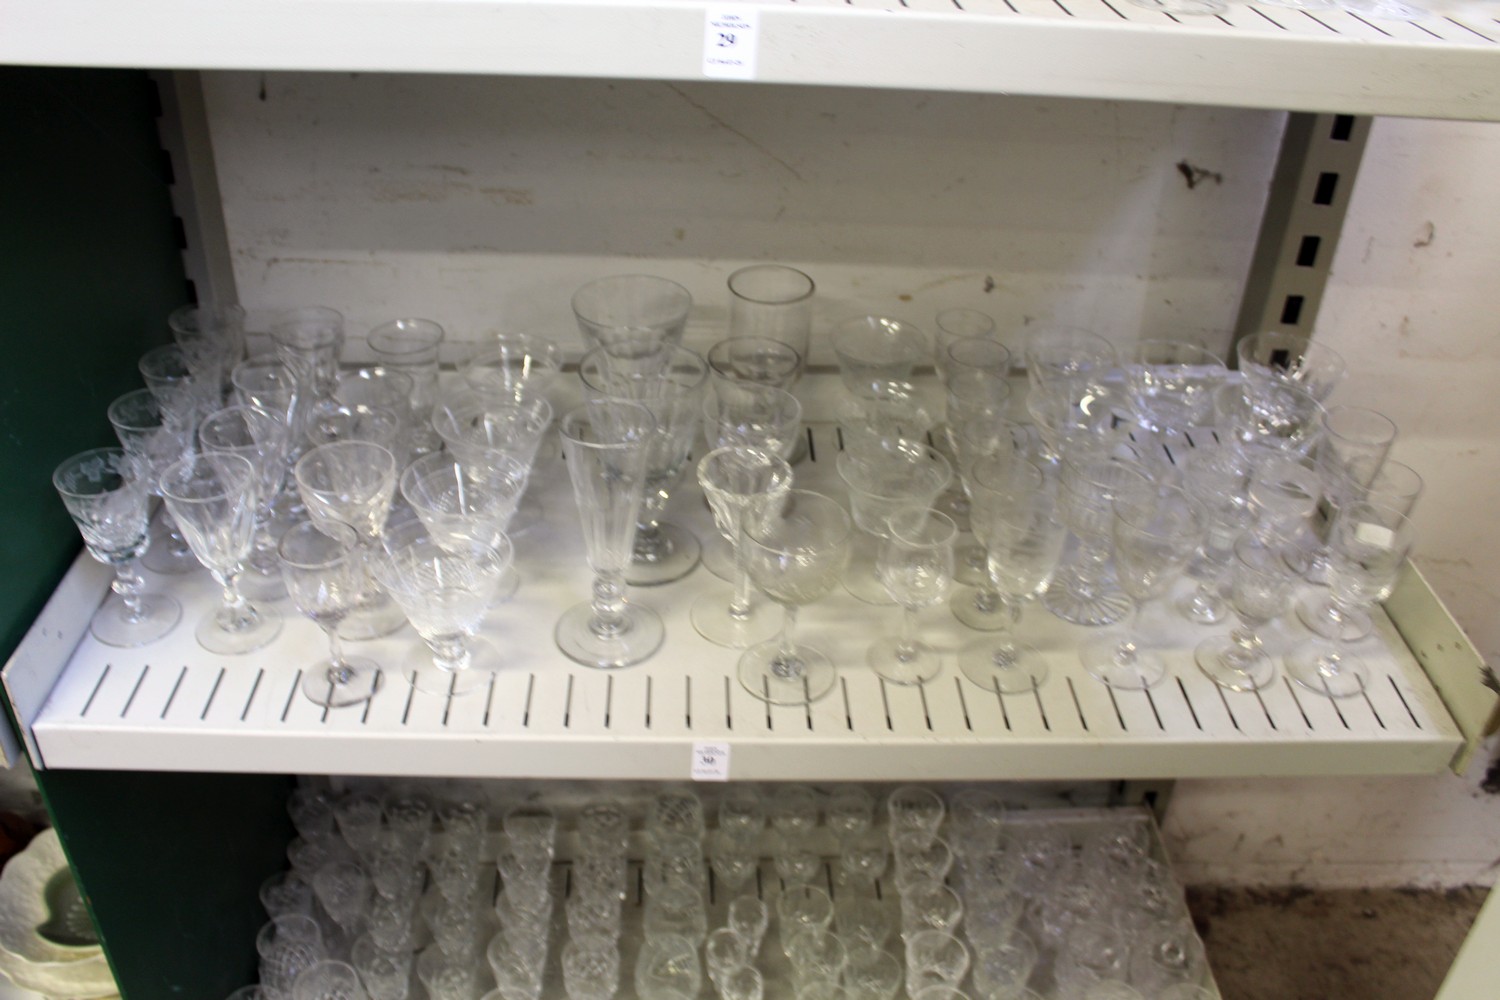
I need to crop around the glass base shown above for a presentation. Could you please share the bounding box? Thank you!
[959,637,1049,694]
[90,593,181,648]
[337,591,409,641]
[867,638,942,686]
[1178,588,1228,626]
[701,534,735,583]
[626,521,701,586]
[1285,644,1368,698]
[691,590,782,649]
[1194,636,1277,692]
[952,537,988,586]
[1294,594,1373,642]
[301,657,383,708]
[142,528,201,575]
[737,641,836,705]
[556,601,664,669]
[1080,636,1167,690]
[844,546,896,606]
[1043,566,1131,627]
[950,588,1009,631]
[407,639,502,696]
[196,603,282,655]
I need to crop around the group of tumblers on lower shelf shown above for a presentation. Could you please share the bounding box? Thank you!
[240,782,1220,1000]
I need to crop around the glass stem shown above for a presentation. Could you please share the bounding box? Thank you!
[427,636,473,674]
[728,519,755,620]
[895,606,919,661]
[112,562,147,623]
[214,568,256,632]
[773,605,801,678]
[1113,600,1143,665]
[325,628,350,678]
[590,570,629,638]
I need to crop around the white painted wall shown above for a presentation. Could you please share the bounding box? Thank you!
[205,73,1500,887]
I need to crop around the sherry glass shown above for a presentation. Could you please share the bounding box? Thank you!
[52,447,181,646]
[1080,485,1206,690]
[572,274,692,361]
[739,489,853,704]
[868,509,958,685]
[107,386,198,574]
[335,367,416,463]
[232,358,301,431]
[138,343,205,434]
[168,302,246,404]
[1236,331,1347,402]
[272,306,345,404]
[579,345,709,585]
[691,446,794,648]
[1194,533,1296,692]
[368,317,445,456]
[199,403,292,600]
[159,452,283,654]
[400,450,530,602]
[556,399,663,669]
[836,441,952,604]
[374,521,509,694]
[1287,501,1416,698]
[279,520,383,708]
[832,316,928,398]
[958,469,1067,694]
[727,264,815,382]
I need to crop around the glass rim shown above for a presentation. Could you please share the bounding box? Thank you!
[727,264,815,305]
[52,446,137,497]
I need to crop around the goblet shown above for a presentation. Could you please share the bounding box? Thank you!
[279,521,383,708]
[368,317,445,455]
[107,386,198,574]
[1287,501,1416,698]
[1302,405,1397,583]
[739,490,852,704]
[462,332,564,405]
[159,452,283,654]
[1024,326,1115,397]
[401,450,529,601]
[835,379,937,463]
[704,382,803,460]
[1236,331,1346,403]
[728,264,815,379]
[836,442,952,605]
[556,399,662,669]
[691,447,794,648]
[232,358,302,487]
[1121,339,1226,437]
[375,521,510,694]
[272,306,345,403]
[305,402,405,463]
[1213,380,1324,456]
[52,447,181,646]
[335,367,416,463]
[168,302,246,404]
[580,345,709,585]
[138,343,206,434]
[832,316,928,398]
[958,471,1067,694]
[257,915,326,998]
[200,403,292,600]
[1080,485,1206,690]
[1045,447,1152,627]
[1194,533,1296,692]
[868,509,958,685]
[572,274,692,361]
[432,389,555,473]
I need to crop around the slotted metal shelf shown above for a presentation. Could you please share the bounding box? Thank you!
[15,411,1463,780]
[4,0,1500,120]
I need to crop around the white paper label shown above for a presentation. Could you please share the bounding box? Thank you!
[1355,522,1396,548]
[691,741,731,781]
[703,8,760,80]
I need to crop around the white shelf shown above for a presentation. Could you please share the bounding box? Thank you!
[11,405,1463,782]
[3,0,1500,120]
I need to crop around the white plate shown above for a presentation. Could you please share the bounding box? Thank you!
[0,831,114,998]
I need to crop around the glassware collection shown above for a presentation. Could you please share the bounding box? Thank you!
[239,782,1219,1000]
[54,268,1417,706]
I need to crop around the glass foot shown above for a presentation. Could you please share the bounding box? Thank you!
[737,641,836,705]
[1043,567,1132,627]
[626,521,701,586]
[1194,636,1277,692]
[1285,644,1368,698]
[701,534,735,583]
[556,601,664,669]
[1080,636,1167,690]
[959,638,1048,694]
[301,657,383,708]
[142,529,201,575]
[90,593,181,648]
[1295,593,1373,642]
[196,603,282,655]
[691,590,782,649]
[950,588,1009,631]
[407,639,503,696]
[867,639,942,686]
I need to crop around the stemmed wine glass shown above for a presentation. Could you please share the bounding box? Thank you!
[1122,340,1226,447]
[1194,533,1297,692]
[199,404,292,601]
[279,520,383,708]
[168,302,246,405]
[836,441,952,605]
[159,452,283,654]
[272,306,344,404]
[400,451,530,602]
[52,447,181,647]
[1286,501,1416,698]
[1237,333,1347,403]
[868,509,958,685]
[1046,448,1152,627]
[368,318,446,456]
[572,274,692,361]
[739,489,852,705]
[1080,485,1206,690]
[107,387,198,574]
[958,466,1067,694]
[691,447,794,649]
[556,399,662,669]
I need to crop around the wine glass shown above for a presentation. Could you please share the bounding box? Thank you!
[836,441,952,605]
[432,388,555,473]
[107,386,198,574]
[933,309,999,382]
[374,521,510,694]
[368,317,445,456]
[1023,326,1116,398]
[232,357,302,481]
[950,450,1043,631]
[579,345,709,585]
[832,316,928,398]
[1213,381,1325,457]
[272,306,345,403]
[1174,447,1252,627]
[555,399,662,669]
[335,368,417,461]
[52,447,181,646]
[704,383,803,460]
[691,446,794,648]
[279,520,383,708]
[1236,332,1347,402]
[159,452,283,654]
[1194,533,1297,692]
[138,344,206,435]
[1286,502,1416,698]
[707,337,801,389]
[1122,339,1226,438]
[868,509,957,685]
[168,302,246,405]
[958,468,1067,694]
[400,450,530,602]
[727,265,815,382]
[199,404,292,601]
[1080,485,1206,690]
[1046,447,1153,627]
[739,489,852,705]
[461,332,564,405]
[572,274,692,361]
[1301,405,1397,584]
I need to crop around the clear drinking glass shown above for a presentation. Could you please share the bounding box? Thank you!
[579,345,709,585]
[837,442,952,605]
[832,316,928,398]
[200,403,292,600]
[368,317,445,456]
[1174,447,1253,627]
[1122,339,1227,437]
[461,332,565,405]
[1046,448,1152,627]
[1024,327,1115,400]
[232,357,302,465]
[279,520,383,708]
[708,336,802,389]
[728,264,815,381]
[52,447,181,646]
[169,302,246,404]
[868,510,957,685]
[934,309,999,381]
[1236,331,1347,403]
[159,452,283,654]
[256,914,326,998]
[139,343,205,433]
[555,399,663,669]
[739,490,853,704]
[691,447,794,648]
[704,382,804,462]
[1214,380,1325,456]
[292,959,369,1000]
[572,274,692,361]
[400,450,530,602]
[107,386,199,574]
[1194,533,1296,692]
[272,306,345,403]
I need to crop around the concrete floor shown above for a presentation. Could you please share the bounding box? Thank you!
[1187,886,1490,1000]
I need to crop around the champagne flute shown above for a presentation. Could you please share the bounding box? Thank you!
[691,447,794,648]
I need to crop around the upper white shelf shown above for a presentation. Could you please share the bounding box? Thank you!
[3,0,1500,120]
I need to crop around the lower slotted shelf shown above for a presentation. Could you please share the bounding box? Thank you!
[22,423,1462,779]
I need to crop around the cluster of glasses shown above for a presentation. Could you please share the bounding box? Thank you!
[234,783,1216,1000]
